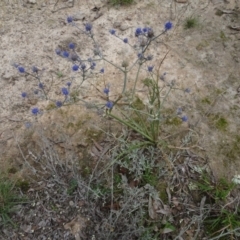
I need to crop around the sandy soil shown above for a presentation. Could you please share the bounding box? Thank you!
[0,0,240,180]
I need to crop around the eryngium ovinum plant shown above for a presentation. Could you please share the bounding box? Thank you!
[13,17,188,145]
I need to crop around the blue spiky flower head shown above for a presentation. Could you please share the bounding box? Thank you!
[66,82,71,87]
[81,63,86,71]
[32,107,39,115]
[32,66,38,73]
[143,27,149,33]
[147,55,153,61]
[147,28,154,38]
[177,107,182,115]
[138,53,144,60]
[55,49,61,55]
[103,87,110,95]
[67,16,73,23]
[68,43,75,49]
[106,101,113,109]
[72,64,79,71]
[39,83,44,89]
[85,23,92,32]
[135,28,142,37]
[56,101,63,108]
[18,66,25,73]
[90,62,96,70]
[148,66,154,72]
[123,38,128,43]
[62,51,69,58]
[100,68,104,73]
[109,29,116,35]
[181,115,188,122]
[62,87,69,96]
[21,92,27,98]
[165,21,173,31]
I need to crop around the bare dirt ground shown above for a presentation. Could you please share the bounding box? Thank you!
[0,0,240,238]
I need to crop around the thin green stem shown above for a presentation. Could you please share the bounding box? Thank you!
[132,64,141,99]
[102,56,124,72]
[122,70,127,94]
[108,112,153,142]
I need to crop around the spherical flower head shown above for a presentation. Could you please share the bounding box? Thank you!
[123,38,128,43]
[165,21,173,31]
[100,68,104,73]
[55,49,61,55]
[135,28,142,37]
[90,62,96,70]
[66,82,71,87]
[181,115,188,122]
[32,107,39,115]
[147,55,153,61]
[39,83,44,89]
[34,89,39,94]
[143,27,149,33]
[68,43,75,49]
[62,51,69,58]
[62,87,69,96]
[109,29,116,35]
[18,66,25,73]
[72,64,79,71]
[25,122,32,129]
[32,66,38,73]
[56,101,63,108]
[21,92,27,98]
[106,101,113,109]
[148,66,154,72]
[147,28,154,38]
[70,53,79,62]
[138,53,144,60]
[67,16,73,23]
[81,63,86,71]
[185,88,191,93]
[103,87,110,95]
[177,107,182,115]
[85,23,92,32]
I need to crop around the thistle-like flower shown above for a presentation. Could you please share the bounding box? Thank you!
[32,107,39,115]
[62,87,69,96]
[68,43,75,49]
[18,66,25,73]
[109,29,116,35]
[106,101,113,109]
[165,21,173,31]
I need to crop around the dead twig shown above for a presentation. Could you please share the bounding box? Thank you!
[228,26,240,31]
[51,0,74,13]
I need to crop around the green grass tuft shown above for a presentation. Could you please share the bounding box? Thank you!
[0,175,25,226]
[184,17,198,29]
[109,0,134,5]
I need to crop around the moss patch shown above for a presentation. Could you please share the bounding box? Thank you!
[165,117,182,126]
[46,102,56,111]
[215,117,228,131]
